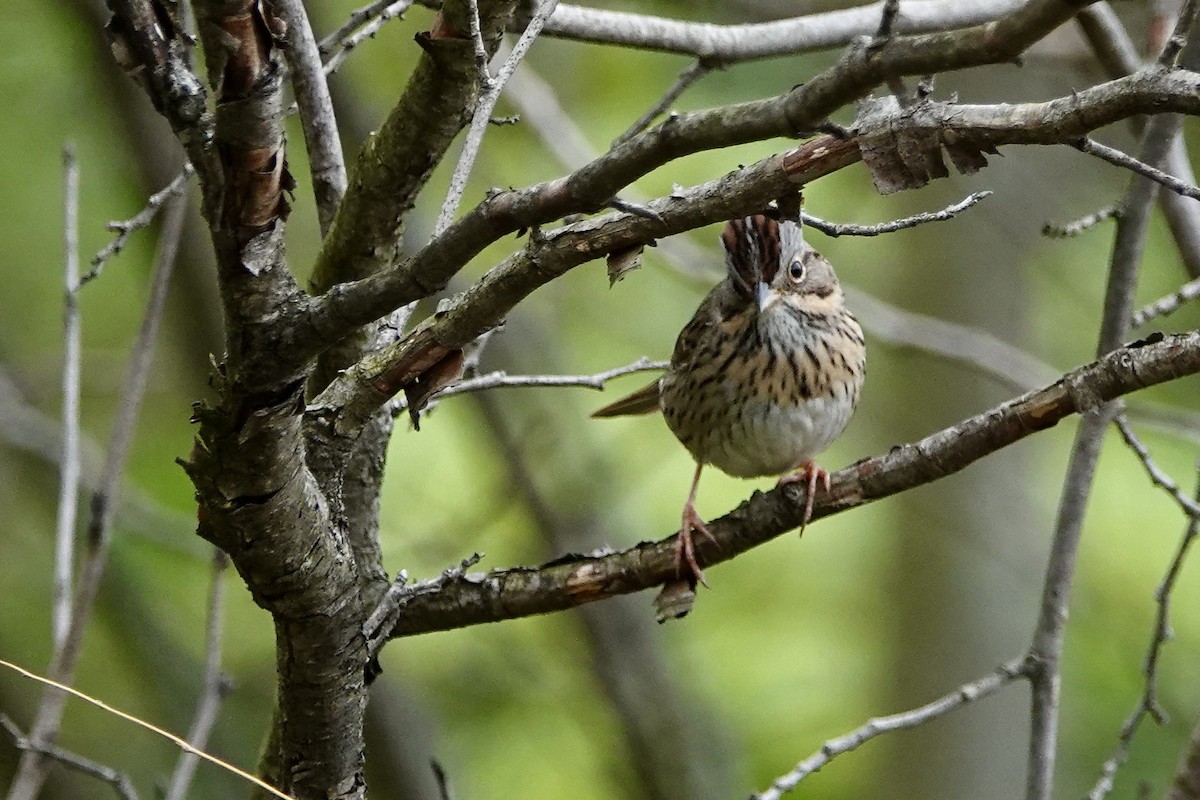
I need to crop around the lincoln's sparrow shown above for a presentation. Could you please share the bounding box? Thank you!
[594,214,866,585]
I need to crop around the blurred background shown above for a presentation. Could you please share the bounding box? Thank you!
[2,1,1200,798]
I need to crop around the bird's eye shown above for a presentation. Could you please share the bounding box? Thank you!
[787,258,805,282]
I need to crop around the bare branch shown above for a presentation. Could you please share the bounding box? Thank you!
[374,330,1200,639]
[537,0,1025,62]
[1158,0,1200,66]
[85,165,193,284]
[433,0,560,234]
[1077,3,1200,279]
[395,357,669,420]
[1,715,139,800]
[164,549,232,800]
[53,145,82,652]
[874,0,902,41]
[755,657,1030,799]
[1085,469,1200,800]
[1114,414,1200,517]
[1132,275,1200,327]
[1025,91,1188,800]
[1074,137,1200,200]
[465,0,492,85]
[1042,204,1122,238]
[803,191,991,237]
[276,0,347,236]
[365,554,483,656]
[105,0,215,178]
[305,65,1200,355]
[614,59,713,146]
[6,194,187,800]
[321,0,415,74]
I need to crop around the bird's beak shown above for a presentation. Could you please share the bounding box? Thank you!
[755,281,773,312]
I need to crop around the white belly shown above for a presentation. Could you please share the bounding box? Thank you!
[699,395,854,478]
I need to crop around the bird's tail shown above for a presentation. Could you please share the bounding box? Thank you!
[591,380,662,417]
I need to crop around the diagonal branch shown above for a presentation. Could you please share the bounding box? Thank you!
[433,0,560,234]
[305,69,1200,425]
[370,329,1200,639]
[297,0,1121,356]
[1075,137,1200,200]
[300,66,1200,362]
[755,657,1031,799]
[308,0,517,295]
[1133,275,1200,326]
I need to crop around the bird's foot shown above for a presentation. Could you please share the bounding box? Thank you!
[676,502,717,588]
[777,461,831,536]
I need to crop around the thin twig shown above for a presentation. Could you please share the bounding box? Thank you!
[1,715,140,800]
[84,165,193,284]
[1113,414,1200,517]
[393,356,669,418]
[432,0,561,235]
[1075,137,1200,201]
[318,0,396,52]
[872,0,907,97]
[875,0,902,40]
[1132,275,1200,327]
[1076,3,1200,279]
[1158,0,1200,65]
[802,191,991,237]
[277,0,347,236]
[87,192,186,550]
[6,194,188,800]
[0,659,296,800]
[465,0,493,86]
[613,59,713,145]
[1084,469,1200,800]
[1042,204,1122,238]
[322,0,415,74]
[1025,98,1187,800]
[755,657,1030,799]
[164,549,232,800]
[53,145,82,652]
[365,554,483,657]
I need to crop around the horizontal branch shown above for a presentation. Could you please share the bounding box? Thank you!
[535,0,1025,62]
[429,356,667,402]
[803,190,991,237]
[377,329,1200,638]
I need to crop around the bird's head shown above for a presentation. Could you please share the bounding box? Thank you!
[720,215,842,316]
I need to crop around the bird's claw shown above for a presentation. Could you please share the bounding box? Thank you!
[778,462,832,536]
[676,504,715,588]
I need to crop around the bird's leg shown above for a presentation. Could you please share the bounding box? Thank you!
[777,460,831,536]
[677,462,716,588]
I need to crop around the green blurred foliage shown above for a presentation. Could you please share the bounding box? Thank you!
[2,1,1200,799]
